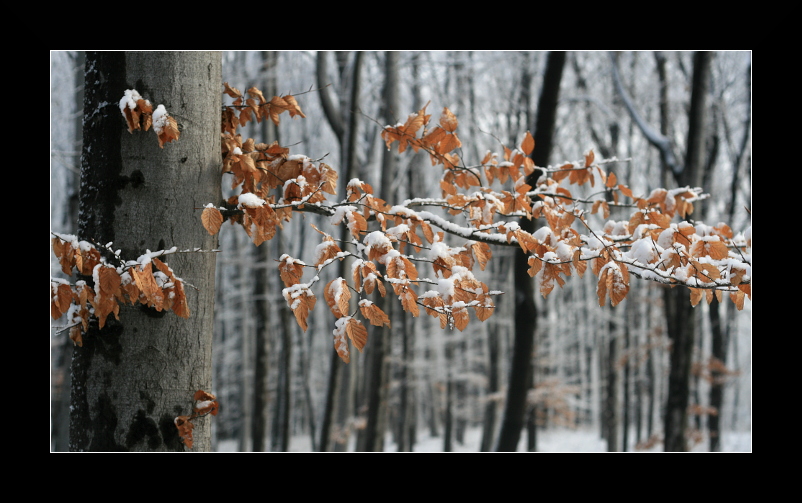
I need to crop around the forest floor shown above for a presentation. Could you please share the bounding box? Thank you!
[215,427,752,452]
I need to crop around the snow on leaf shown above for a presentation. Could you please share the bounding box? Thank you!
[279,254,305,287]
[153,105,180,148]
[283,283,316,331]
[333,317,351,364]
[193,390,219,416]
[174,416,194,449]
[325,278,351,318]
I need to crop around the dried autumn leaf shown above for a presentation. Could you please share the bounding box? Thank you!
[174,415,194,449]
[283,284,315,331]
[346,317,368,352]
[154,110,180,148]
[689,287,704,307]
[690,236,729,260]
[193,390,219,416]
[597,262,629,307]
[439,107,459,133]
[99,265,121,298]
[170,279,191,319]
[521,131,535,156]
[201,205,224,235]
[730,289,745,310]
[474,294,495,322]
[131,264,164,311]
[527,255,542,277]
[359,300,390,328]
[470,241,492,271]
[325,278,351,318]
[421,294,448,328]
[223,82,242,98]
[400,286,420,317]
[279,254,305,287]
[584,150,595,167]
[283,94,306,118]
[51,281,73,320]
[451,303,470,331]
[69,325,83,347]
[333,317,351,363]
[314,236,343,267]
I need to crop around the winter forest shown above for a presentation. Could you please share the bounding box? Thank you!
[50,51,751,452]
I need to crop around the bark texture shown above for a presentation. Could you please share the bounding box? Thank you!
[71,51,222,451]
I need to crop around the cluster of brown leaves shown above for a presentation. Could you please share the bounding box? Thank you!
[119,89,180,148]
[198,89,750,363]
[51,235,190,345]
[175,390,219,449]
[204,87,503,363]
[222,83,305,134]
[201,86,336,246]
[381,108,751,312]
[381,103,462,169]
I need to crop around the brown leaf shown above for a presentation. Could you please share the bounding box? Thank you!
[284,285,315,331]
[333,318,350,364]
[346,317,369,352]
[156,113,180,148]
[69,325,83,347]
[325,278,351,318]
[99,265,121,298]
[359,300,390,328]
[439,107,458,133]
[223,82,242,98]
[471,241,492,271]
[451,304,469,331]
[584,150,595,167]
[521,131,535,156]
[194,390,219,416]
[279,255,305,287]
[400,287,419,317]
[131,264,164,311]
[474,294,495,322]
[314,236,343,267]
[174,416,194,449]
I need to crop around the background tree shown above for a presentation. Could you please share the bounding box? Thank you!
[612,51,715,451]
[496,50,566,452]
[69,51,222,451]
[355,51,400,452]
[50,51,84,452]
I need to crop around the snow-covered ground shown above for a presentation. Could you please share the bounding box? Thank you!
[215,427,751,452]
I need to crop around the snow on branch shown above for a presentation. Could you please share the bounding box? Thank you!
[53,86,752,363]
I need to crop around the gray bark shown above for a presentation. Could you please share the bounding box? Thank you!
[71,51,222,451]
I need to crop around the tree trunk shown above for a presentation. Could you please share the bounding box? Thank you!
[612,51,712,452]
[663,52,711,452]
[317,51,363,451]
[356,51,399,452]
[708,55,750,452]
[251,50,280,452]
[496,51,565,452]
[604,329,618,452]
[71,51,222,452]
